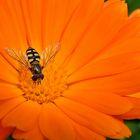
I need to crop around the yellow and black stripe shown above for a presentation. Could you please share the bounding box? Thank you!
[26,47,40,64]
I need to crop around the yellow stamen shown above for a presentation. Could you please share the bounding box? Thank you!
[16,44,68,104]
[19,62,68,104]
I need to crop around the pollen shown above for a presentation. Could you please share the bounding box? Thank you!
[18,62,68,104]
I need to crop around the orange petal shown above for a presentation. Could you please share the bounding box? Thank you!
[65,0,127,74]
[0,97,25,120]
[0,123,13,140]
[42,0,81,48]
[73,122,105,140]
[94,11,140,61]
[55,97,131,138]
[118,97,140,119]
[116,9,140,40]
[109,120,131,139]
[68,52,140,83]
[0,0,25,50]
[129,9,140,18]
[69,69,140,96]
[55,0,103,67]
[63,90,133,115]
[39,103,75,140]
[95,37,140,62]
[2,101,41,131]
[0,54,18,84]
[19,0,42,53]
[13,124,45,140]
[0,83,23,100]
[24,0,43,51]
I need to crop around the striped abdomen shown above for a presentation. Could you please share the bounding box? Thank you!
[26,47,40,64]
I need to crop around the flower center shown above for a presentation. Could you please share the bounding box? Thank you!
[19,62,68,104]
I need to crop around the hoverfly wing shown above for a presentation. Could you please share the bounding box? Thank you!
[42,43,60,68]
[5,48,30,69]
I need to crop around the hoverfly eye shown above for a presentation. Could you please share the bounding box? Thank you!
[32,76,37,81]
[40,74,44,80]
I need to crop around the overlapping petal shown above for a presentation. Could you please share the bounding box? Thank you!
[65,0,128,74]
[63,90,133,115]
[55,97,131,139]
[39,103,75,140]
[0,123,13,140]
[13,123,45,140]
[2,101,41,131]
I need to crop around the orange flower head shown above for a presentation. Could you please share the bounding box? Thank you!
[7,43,68,104]
[0,0,140,140]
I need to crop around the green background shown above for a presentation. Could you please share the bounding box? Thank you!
[127,0,140,14]
[6,0,140,140]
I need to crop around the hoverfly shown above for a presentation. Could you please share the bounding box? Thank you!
[5,43,60,84]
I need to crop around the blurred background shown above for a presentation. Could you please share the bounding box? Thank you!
[7,0,140,140]
[127,0,140,14]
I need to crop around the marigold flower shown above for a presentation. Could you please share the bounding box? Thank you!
[0,0,140,140]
